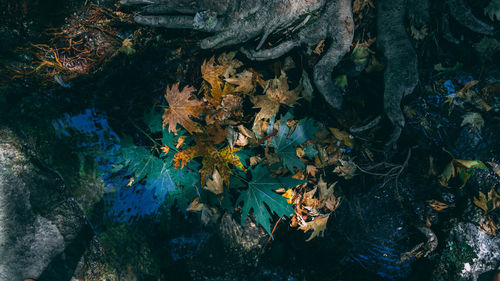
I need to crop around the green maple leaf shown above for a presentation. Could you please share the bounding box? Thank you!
[235,164,306,237]
[270,118,316,172]
[143,106,163,133]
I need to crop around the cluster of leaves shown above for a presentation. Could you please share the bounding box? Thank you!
[115,53,355,239]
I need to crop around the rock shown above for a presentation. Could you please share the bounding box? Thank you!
[0,128,91,280]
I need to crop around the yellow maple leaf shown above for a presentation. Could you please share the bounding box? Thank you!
[299,214,330,242]
[174,144,245,187]
[162,82,203,134]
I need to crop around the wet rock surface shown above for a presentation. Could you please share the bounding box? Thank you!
[0,128,90,280]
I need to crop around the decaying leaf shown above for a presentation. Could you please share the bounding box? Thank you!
[427,200,451,212]
[162,82,203,134]
[473,188,500,213]
[479,217,498,236]
[329,128,354,148]
[187,197,205,212]
[205,169,224,194]
[299,214,330,242]
[333,159,357,179]
[252,71,301,134]
[461,112,484,131]
[225,70,258,95]
[174,143,245,187]
[439,159,488,188]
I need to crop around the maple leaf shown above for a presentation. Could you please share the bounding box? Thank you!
[270,118,316,172]
[174,143,245,187]
[299,214,330,242]
[333,159,357,179]
[162,82,203,134]
[474,188,500,213]
[235,164,306,236]
[251,71,301,133]
[225,70,258,95]
[201,56,226,89]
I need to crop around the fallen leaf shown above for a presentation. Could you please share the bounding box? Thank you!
[474,188,500,213]
[160,145,170,155]
[174,144,245,187]
[205,169,224,194]
[333,159,356,179]
[479,217,498,236]
[162,82,203,134]
[329,128,354,148]
[299,214,330,242]
[461,112,484,131]
[427,200,451,211]
[225,70,257,95]
[306,165,318,177]
[187,197,205,212]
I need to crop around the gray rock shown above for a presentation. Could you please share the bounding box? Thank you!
[0,128,89,280]
[455,222,500,281]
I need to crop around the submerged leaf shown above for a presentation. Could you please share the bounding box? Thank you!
[236,164,306,236]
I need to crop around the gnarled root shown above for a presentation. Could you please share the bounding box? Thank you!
[377,0,418,148]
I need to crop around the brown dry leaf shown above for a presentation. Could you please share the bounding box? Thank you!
[299,214,330,242]
[252,71,301,132]
[162,82,203,134]
[479,217,498,236]
[427,200,451,212]
[235,132,248,147]
[225,70,257,95]
[473,188,500,213]
[249,156,262,166]
[201,56,226,88]
[317,177,337,201]
[187,197,204,212]
[205,169,224,195]
[306,165,318,177]
[314,40,325,55]
[333,159,357,179]
[325,196,341,212]
[302,187,321,209]
[266,71,301,106]
[216,52,243,79]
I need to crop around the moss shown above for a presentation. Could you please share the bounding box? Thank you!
[431,236,477,281]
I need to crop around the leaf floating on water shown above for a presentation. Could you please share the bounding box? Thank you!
[299,214,330,242]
